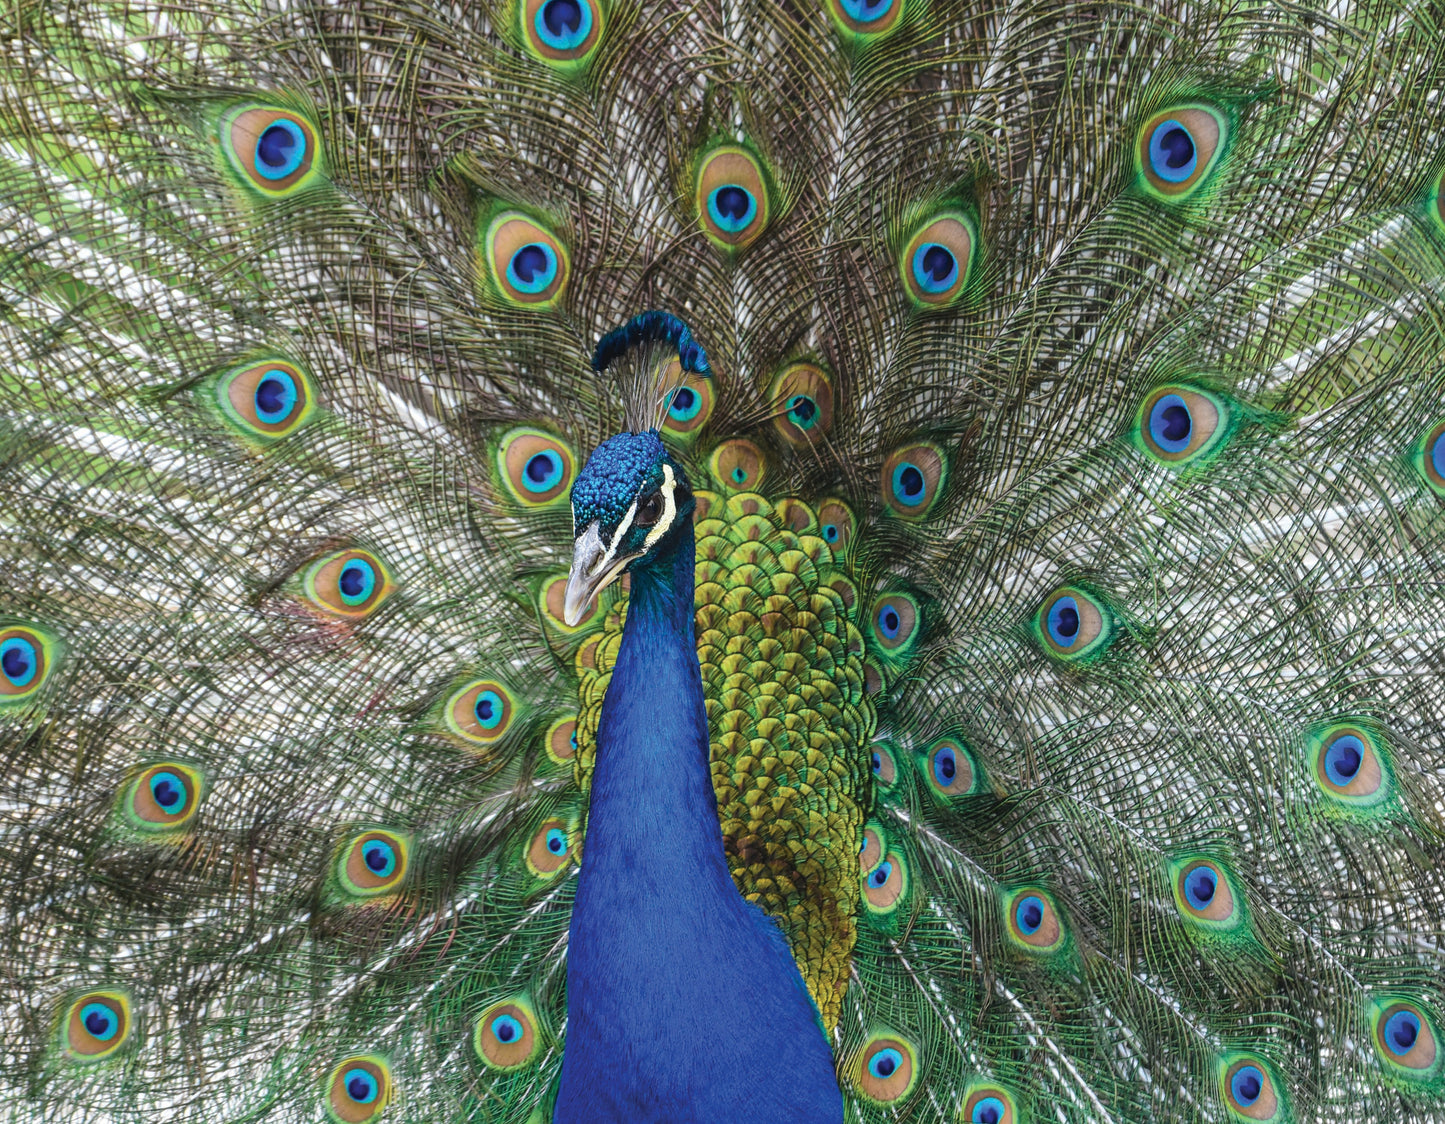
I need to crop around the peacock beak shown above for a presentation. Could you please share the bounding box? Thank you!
[563,521,632,627]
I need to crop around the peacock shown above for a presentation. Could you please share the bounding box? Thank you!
[3,0,1445,1120]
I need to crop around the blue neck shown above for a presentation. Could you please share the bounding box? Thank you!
[579,529,729,891]
[555,522,842,1123]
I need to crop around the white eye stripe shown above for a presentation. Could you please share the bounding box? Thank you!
[642,465,676,551]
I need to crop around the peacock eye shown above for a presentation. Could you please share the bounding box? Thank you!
[327,1056,391,1122]
[1137,104,1228,201]
[220,106,322,197]
[1220,1056,1282,1120]
[634,491,664,527]
[474,1000,542,1070]
[0,625,54,700]
[522,0,604,65]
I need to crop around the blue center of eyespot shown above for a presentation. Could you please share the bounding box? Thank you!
[149,772,186,813]
[1183,865,1217,910]
[338,559,376,605]
[1016,895,1044,935]
[822,523,839,543]
[1230,1065,1263,1106]
[786,394,818,429]
[876,605,901,639]
[536,0,591,50]
[363,840,396,877]
[344,1069,379,1104]
[841,0,893,20]
[731,466,747,484]
[870,750,883,776]
[1148,121,1197,183]
[911,242,958,293]
[522,449,564,493]
[254,119,306,180]
[708,184,758,234]
[933,746,957,787]
[1385,1009,1421,1054]
[1046,596,1080,647]
[474,689,504,730]
[1148,393,1193,452]
[80,1003,118,1041]
[545,827,567,855]
[972,1098,1005,1124]
[254,369,298,424]
[491,1013,524,1044]
[1324,734,1364,787]
[869,861,892,888]
[891,462,927,506]
[1431,430,1445,479]
[667,386,701,422]
[868,1047,902,1079]
[0,637,38,687]
[570,731,578,751]
[507,243,558,294]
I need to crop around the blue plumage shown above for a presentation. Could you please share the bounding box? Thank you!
[556,436,840,1122]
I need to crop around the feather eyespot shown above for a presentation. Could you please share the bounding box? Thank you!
[0,624,56,702]
[1373,1001,1439,1075]
[62,991,131,1061]
[923,737,976,797]
[220,105,322,197]
[826,0,903,38]
[1170,857,1241,928]
[709,439,767,493]
[769,364,834,446]
[1220,1056,1282,1121]
[869,593,920,657]
[662,371,715,437]
[475,1000,541,1070]
[215,359,316,441]
[483,212,569,308]
[816,499,855,552]
[122,763,204,833]
[1036,586,1111,660]
[882,442,947,518]
[337,830,409,899]
[695,146,771,250]
[869,742,898,787]
[327,1056,391,1123]
[862,849,907,912]
[546,716,579,764]
[1005,888,1064,953]
[1414,420,1445,496]
[522,0,603,64]
[444,680,515,745]
[854,1034,918,1103]
[302,550,394,618]
[1136,386,1229,465]
[963,1085,1018,1124]
[1310,724,1389,807]
[525,817,572,877]
[496,428,577,508]
[900,212,975,308]
[1137,105,1228,201]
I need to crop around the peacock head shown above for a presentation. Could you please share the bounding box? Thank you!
[563,430,695,626]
